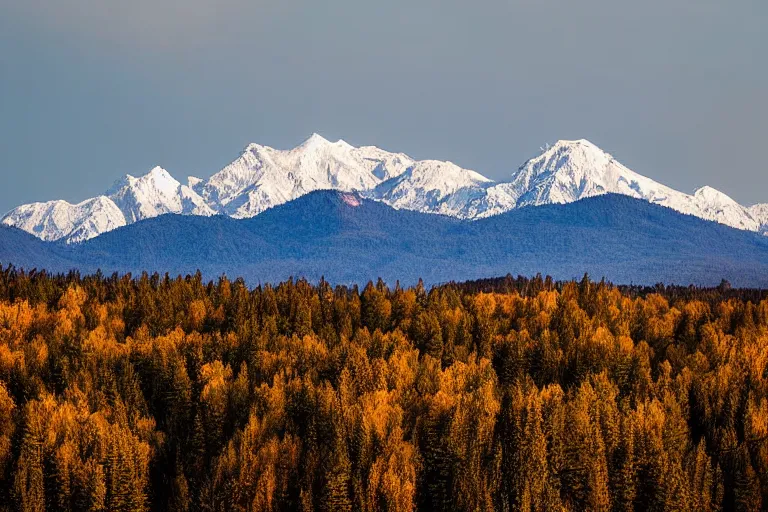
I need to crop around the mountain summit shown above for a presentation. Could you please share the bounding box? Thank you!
[2,135,765,242]
[503,139,673,206]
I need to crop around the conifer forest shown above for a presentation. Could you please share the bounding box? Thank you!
[0,266,766,511]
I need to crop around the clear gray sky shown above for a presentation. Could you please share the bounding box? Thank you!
[0,0,766,214]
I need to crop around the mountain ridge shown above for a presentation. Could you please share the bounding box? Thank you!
[2,135,765,242]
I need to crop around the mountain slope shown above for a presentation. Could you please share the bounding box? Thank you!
[692,186,758,231]
[369,160,493,218]
[4,191,768,287]
[0,225,77,270]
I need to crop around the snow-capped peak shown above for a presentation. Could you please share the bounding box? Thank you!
[297,132,330,148]
[107,166,173,192]
[544,139,602,154]
[499,138,661,207]
[198,133,415,218]
[692,186,759,231]
[539,138,611,160]
[134,166,179,194]
[242,142,265,153]
[491,140,760,232]
[109,166,186,223]
[147,165,173,179]
[294,133,354,152]
[694,186,738,205]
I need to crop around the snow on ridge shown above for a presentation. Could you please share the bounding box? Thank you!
[749,204,768,235]
[2,134,764,242]
[3,163,215,243]
[1,196,127,243]
[369,160,494,218]
[188,176,204,189]
[691,186,758,232]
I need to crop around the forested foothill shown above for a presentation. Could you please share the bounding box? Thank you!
[0,266,766,511]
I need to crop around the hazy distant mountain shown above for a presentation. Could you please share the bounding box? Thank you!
[3,135,765,242]
[3,191,768,287]
[0,225,76,271]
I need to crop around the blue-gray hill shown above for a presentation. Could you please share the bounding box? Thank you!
[1,191,767,287]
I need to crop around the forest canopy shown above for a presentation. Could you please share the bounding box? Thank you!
[0,266,766,511]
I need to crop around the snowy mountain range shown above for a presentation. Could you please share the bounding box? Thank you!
[2,167,215,243]
[3,134,767,243]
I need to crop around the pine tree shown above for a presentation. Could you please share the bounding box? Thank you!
[320,433,352,512]
[732,447,762,512]
[611,415,637,512]
[13,402,47,512]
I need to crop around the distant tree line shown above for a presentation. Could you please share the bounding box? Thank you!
[0,265,765,511]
